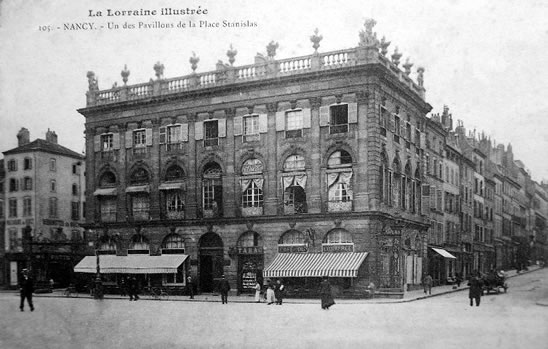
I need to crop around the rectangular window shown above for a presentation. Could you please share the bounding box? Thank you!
[380,99,387,136]
[7,159,17,172]
[132,195,150,220]
[0,201,4,219]
[101,134,114,151]
[50,180,56,192]
[204,120,219,147]
[24,158,32,170]
[9,198,17,217]
[166,125,182,151]
[100,199,116,222]
[24,177,32,191]
[329,104,348,134]
[244,115,260,141]
[71,202,80,220]
[49,158,56,171]
[23,197,32,216]
[394,115,401,143]
[9,178,18,192]
[49,197,58,218]
[133,129,146,147]
[9,229,19,251]
[285,110,303,138]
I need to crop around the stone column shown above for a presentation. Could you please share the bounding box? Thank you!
[366,88,382,211]
[264,103,279,215]
[308,97,322,214]
[353,91,370,212]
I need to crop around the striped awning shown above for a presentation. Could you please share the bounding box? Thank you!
[431,248,457,259]
[93,188,118,196]
[263,252,369,278]
[73,254,188,274]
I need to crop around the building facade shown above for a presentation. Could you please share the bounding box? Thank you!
[2,129,86,288]
[78,20,432,297]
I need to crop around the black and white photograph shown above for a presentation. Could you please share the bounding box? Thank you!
[0,0,547,348]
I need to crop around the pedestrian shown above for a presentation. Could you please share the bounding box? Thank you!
[468,270,483,307]
[19,269,35,312]
[187,275,194,299]
[266,280,276,305]
[219,274,230,304]
[274,279,285,305]
[128,276,140,301]
[254,280,262,303]
[119,277,127,297]
[319,276,335,310]
[422,273,433,295]
[49,278,54,292]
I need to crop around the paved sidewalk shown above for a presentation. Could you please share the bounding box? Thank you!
[8,265,542,305]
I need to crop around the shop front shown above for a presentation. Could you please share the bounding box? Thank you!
[73,254,189,293]
[427,247,457,285]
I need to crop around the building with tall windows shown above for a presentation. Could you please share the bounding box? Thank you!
[2,128,86,288]
[77,20,432,297]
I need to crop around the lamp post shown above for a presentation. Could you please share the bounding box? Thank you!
[88,229,103,299]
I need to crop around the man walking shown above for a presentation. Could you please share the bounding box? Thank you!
[274,279,285,305]
[19,269,34,312]
[219,275,230,304]
[468,271,483,307]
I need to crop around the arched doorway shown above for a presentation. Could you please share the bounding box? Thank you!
[199,232,224,292]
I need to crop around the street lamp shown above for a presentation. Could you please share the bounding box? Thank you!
[88,229,103,299]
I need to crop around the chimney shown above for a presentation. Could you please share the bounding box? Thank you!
[17,127,30,146]
[45,128,58,144]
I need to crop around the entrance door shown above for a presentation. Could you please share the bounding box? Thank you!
[199,232,224,292]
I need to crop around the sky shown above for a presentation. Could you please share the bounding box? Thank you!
[1,0,547,182]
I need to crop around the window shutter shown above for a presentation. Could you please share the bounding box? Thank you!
[94,135,101,152]
[218,119,226,138]
[195,121,203,140]
[410,125,415,143]
[259,114,268,133]
[145,128,153,146]
[400,123,406,140]
[420,132,425,148]
[389,116,395,133]
[430,185,436,209]
[181,123,189,142]
[125,130,133,148]
[159,126,166,144]
[275,111,285,131]
[233,116,243,136]
[112,133,120,149]
[302,108,311,128]
[319,106,329,126]
[348,102,358,124]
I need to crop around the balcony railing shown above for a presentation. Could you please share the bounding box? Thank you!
[86,36,425,108]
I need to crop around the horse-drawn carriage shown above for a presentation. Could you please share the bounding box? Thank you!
[482,271,508,294]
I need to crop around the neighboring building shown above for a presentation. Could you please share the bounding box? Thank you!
[0,159,5,286]
[77,20,432,298]
[2,128,86,288]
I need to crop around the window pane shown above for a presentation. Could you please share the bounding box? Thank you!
[284,155,305,171]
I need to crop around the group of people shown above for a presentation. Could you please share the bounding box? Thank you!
[254,279,286,305]
[421,270,487,307]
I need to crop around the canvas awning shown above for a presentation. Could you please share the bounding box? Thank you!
[125,185,150,193]
[93,188,118,196]
[263,252,369,278]
[431,248,457,259]
[73,254,188,274]
[158,182,185,191]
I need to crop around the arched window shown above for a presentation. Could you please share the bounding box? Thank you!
[283,155,305,171]
[162,165,185,219]
[99,171,116,187]
[278,230,307,253]
[202,162,223,217]
[283,155,307,214]
[162,234,185,254]
[323,228,354,252]
[165,165,184,181]
[327,150,353,212]
[392,158,401,209]
[127,167,151,221]
[98,235,117,255]
[128,234,150,254]
[240,159,264,215]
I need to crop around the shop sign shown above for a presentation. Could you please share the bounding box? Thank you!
[278,245,307,253]
[322,244,354,253]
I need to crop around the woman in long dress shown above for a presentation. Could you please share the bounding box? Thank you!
[254,281,262,303]
[319,276,335,310]
[266,281,276,305]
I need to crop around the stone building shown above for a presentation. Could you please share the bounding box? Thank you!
[77,20,431,298]
[2,128,86,288]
